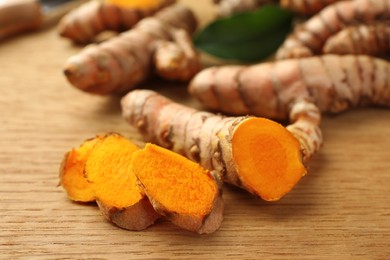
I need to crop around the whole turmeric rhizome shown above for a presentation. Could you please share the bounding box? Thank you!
[59,133,223,234]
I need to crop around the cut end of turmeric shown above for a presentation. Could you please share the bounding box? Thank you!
[59,137,99,202]
[104,0,172,10]
[132,143,223,233]
[232,117,306,201]
[85,133,142,209]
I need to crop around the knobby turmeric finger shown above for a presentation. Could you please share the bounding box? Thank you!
[58,0,175,44]
[276,0,390,59]
[63,4,199,95]
[84,133,160,230]
[132,143,224,234]
[59,137,100,202]
[323,23,390,56]
[189,54,390,118]
[121,89,307,201]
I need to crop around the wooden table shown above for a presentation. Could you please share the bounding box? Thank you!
[1,1,390,258]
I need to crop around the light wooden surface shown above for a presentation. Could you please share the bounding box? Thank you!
[1,1,390,259]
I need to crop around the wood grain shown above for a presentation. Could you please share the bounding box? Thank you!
[1,1,390,258]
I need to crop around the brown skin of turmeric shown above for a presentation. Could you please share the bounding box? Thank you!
[323,23,390,56]
[58,0,175,44]
[132,144,224,234]
[276,0,390,59]
[121,89,307,201]
[63,4,200,95]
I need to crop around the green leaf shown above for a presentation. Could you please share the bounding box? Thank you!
[194,5,293,62]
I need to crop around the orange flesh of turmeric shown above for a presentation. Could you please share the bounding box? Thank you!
[60,138,99,202]
[232,118,306,201]
[85,134,142,208]
[132,144,217,217]
[104,0,164,9]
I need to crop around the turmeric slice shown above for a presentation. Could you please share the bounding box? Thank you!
[232,118,305,201]
[59,137,100,202]
[132,143,224,234]
[121,89,307,201]
[84,133,160,230]
[58,0,175,44]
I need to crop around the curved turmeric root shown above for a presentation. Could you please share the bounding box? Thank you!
[132,144,224,234]
[58,0,175,44]
[214,0,340,17]
[121,89,307,201]
[276,0,390,59]
[323,23,390,56]
[189,54,390,118]
[60,133,160,230]
[63,4,199,95]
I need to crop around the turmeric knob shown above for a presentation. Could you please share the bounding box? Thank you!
[132,143,224,234]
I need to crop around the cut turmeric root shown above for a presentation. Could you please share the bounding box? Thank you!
[132,144,224,234]
[122,89,307,201]
[58,0,175,44]
[59,133,160,231]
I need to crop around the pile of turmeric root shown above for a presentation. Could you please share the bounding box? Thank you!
[58,0,390,234]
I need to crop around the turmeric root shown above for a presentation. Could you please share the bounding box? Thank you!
[60,133,160,230]
[323,23,390,56]
[63,4,200,95]
[189,54,390,157]
[276,0,390,59]
[189,54,390,118]
[58,0,175,44]
[121,89,307,201]
[214,0,341,17]
[132,143,224,234]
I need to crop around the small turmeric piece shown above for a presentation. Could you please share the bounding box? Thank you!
[323,23,390,56]
[276,0,390,59]
[132,144,224,234]
[121,89,307,201]
[60,133,160,231]
[63,4,200,95]
[58,0,175,44]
